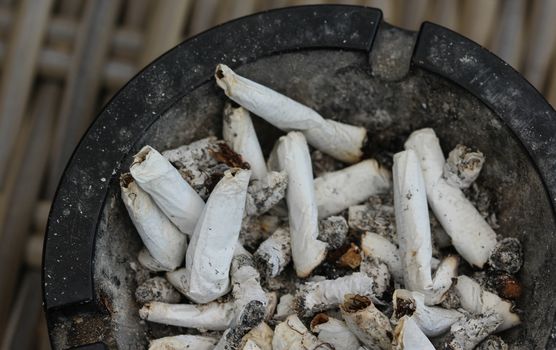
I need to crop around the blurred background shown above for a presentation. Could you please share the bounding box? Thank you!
[0,0,555,348]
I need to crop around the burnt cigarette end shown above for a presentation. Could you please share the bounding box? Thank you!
[132,146,151,165]
[494,273,523,300]
[394,295,416,319]
[120,172,134,188]
[337,243,362,269]
[318,216,349,250]
[488,237,523,274]
[215,67,225,80]
[341,294,372,313]
[310,313,330,330]
[135,276,181,304]
[210,141,251,169]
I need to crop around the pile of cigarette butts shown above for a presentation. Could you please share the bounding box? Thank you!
[120,64,523,350]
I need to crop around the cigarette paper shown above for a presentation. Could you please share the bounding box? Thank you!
[318,215,349,250]
[314,160,391,218]
[393,150,434,295]
[135,277,181,305]
[177,169,251,303]
[162,137,220,199]
[443,144,485,189]
[149,335,217,350]
[245,170,288,216]
[295,272,375,317]
[392,316,435,350]
[361,232,403,284]
[340,294,393,350]
[272,314,332,350]
[311,313,361,350]
[360,256,391,298]
[453,275,520,332]
[215,64,367,163]
[231,244,268,325]
[120,174,187,271]
[254,227,291,278]
[274,293,295,321]
[392,289,463,337]
[426,255,459,305]
[223,103,268,181]
[242,340,262,350]
[264,292,278,321]
[405,128,497,268]
[241,322,273,350]
[443,311,503,350]
[139,300,235,330]
[130,146,205,235]
[137,248,171,272]
[275,132,327,277]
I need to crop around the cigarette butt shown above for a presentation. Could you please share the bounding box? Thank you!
[318,215,349,250]
[242,340,262,350]
[121,173,187,271]
[223,103,268,181]
[215,64,367,163]
[148,335,217,350]
[274,293,295,321]
[453,275,521,332]
[272,314,331,350]
[240,214,281,251]
[137,248,172,272]
[361,232,403,284]
[488,237,523,274]
[392,315,435,350]
[392,289,463,337]
[340,294,393,350]
[404,128,497,268]
[179,169,251,303]
[139,300,235,331]
[295,272,375,317]
[241,322,273,350]
[275,132,327,277]
[245,170,288,216]
[393,150,434,295]
[425,255,459,305]
[360,256,391,298]
[130,145,205,235]
[254,227,291,278]
[338,243,362,269]
[311,313,361,350]
[315,159,391,218]
[443,311,503,350]
[443,144,485,189]
[264,292,278,321]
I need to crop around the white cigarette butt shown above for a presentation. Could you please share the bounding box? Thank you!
[311,313,361,350]
[148,335,217,350]
[392,315,435,350]
[361,232,403,284]
[254,227,292,278]
[215,64,367,163]
[272,314,332,350]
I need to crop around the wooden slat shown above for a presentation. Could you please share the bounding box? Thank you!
[47,0,121,197]
[489,0,525,69]
[187,0,219,36]
[523,0,556,90]
[460,0,500,46]
[139,0,192,67]
[401,0,431,31]
[0,82,60,342]
[0,0,53,190]
[433,0,459,31]
[0,270,43,350]
[123,0,150,28]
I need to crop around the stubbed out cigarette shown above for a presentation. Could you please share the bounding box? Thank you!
[443,144,485,189]
[240,214,281,251]
[254,227,291,278]
[453,275,520,332]
[392,289,463,337]
[223,103,268,181]
[231,244,268,325]
[314,160,391,218]
[241,322,273,350]
[295,272,375,317]
[360,256,391,298]
[274,293,295,321]
[148,335,217,350]
[311,313,361,350]
[275,132,327,277]
[215,64,366,163]
[139,300,235,330]
[443,311,503,350]
[245,170,288,216]
[405,128,497,268]
[318,215,349,250]
[272,314,332,350]
[175,169,251,303]
[426,255,459,305]
[137,248,172,272]
[135,277,181,305]
[130,145,205,235]
[242,340,262,350]
[393,150,434,295]
[476,335,508,350]
[120,174,187,271]
[264,292,278,321]
[340,294,393,350]
[361,232,403,284]
[392,316,435,350]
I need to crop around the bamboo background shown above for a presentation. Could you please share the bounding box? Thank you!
[0,0,555,349]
